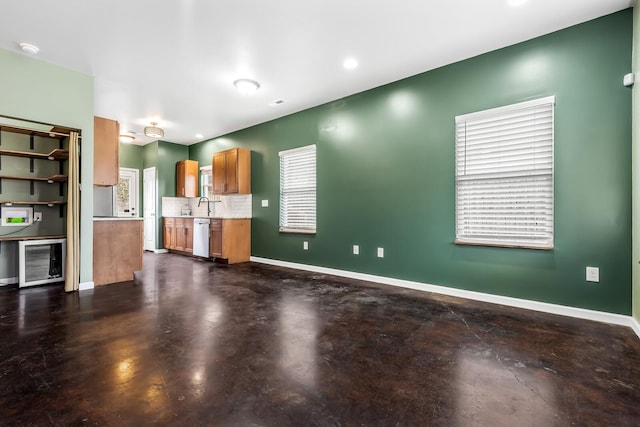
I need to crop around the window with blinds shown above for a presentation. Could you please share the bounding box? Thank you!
[455,96,555,249]
[200,166,212,198]
[279,144,316,233]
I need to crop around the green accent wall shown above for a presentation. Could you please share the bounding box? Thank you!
[142,141,189,248]
[0,48,94,284]
[190,10,633,315]
[633,5,640,323]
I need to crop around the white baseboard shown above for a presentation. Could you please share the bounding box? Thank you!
[79,281,94,291]
[250,257,638,334]
[154,249,169,254]
[0,276,18,286]
[632,317,640,340]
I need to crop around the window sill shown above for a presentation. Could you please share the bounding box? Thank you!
[279,228,316,235]
[454,240,553,251]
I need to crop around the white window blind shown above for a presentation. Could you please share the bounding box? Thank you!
[200,166,212,198]
[455,96,555,249]
[279,144,316,233]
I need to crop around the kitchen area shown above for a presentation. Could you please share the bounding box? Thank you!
[93,117,253,286]
[161,148,252,264]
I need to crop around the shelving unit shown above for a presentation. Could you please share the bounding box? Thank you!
[0,148,68,161]
[0,121,70,233]
[0,174,67,183]
[0,201,65,206]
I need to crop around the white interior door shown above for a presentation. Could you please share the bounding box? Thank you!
[114,168,139,217]
[143,167,157,251]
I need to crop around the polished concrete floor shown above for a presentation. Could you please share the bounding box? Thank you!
[0,253,639,426]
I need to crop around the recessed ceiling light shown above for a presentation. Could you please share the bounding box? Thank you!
[119,134,135,143]
[195,133,204,139]
[19,42,39,55]
[507,0,528,7]
[234,78,260,95]
[343,58,358,70]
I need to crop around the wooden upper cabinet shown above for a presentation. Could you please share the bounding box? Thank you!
[212,148,250,194]
[176,160,198,197]
[94,116,119,186]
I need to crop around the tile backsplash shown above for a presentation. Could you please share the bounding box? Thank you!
[162,194,252,218]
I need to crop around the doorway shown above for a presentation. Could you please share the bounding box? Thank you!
[143,167,157,252]
[113,168,139,217]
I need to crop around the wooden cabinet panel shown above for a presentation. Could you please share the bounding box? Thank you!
[209,219,250,264]
[164,217,193,254]
[163,218,176,250]
[210,219,223,258]
[94,116,119,186]
[211,148,250,194]
[94,220,143,286]
[176,160,198,197]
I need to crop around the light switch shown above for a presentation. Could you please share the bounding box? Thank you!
[261,199,269,208]
[303,241,309,250]
[377,247,384,258]
[586,266,599,282]
[353,245,359,255]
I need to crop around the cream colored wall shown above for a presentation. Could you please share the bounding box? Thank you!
[633,5,640,322]
[0,48,94,285]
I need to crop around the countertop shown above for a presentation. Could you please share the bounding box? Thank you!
[93,217,144,221]
[163,215,251,219]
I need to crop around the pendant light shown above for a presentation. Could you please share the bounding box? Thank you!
[144,122,164,138]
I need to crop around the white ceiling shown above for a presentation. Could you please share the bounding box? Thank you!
[0,0,633,145]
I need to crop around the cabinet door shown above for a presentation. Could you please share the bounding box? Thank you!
[176,161,186,197]
[210,220,223,257]
[212,152,226,194]
[184,219,194,253]
[224,149,238,194]
[185,161,199,197]
[174,219,187,251]
[94,116,119,186]
[163,218,175,250]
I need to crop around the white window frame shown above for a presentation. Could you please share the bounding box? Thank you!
[200,165,212,199]
[455,96,555,249]
[279,144,317,234]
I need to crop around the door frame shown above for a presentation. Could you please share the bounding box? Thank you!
[113,167,139,217]
[143,167,158,252]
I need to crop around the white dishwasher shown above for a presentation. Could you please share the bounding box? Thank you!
[193,218,210,258]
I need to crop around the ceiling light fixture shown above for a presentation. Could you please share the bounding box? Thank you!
[19,42,39,55]
[195,133,204,139]
[144,122,164,138]
[119,134,135,143]
[343,58,358,70]
[233,78,260,95]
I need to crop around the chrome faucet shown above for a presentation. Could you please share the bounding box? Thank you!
[197,196,211,216]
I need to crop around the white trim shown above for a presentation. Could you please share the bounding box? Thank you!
[79,281,94,291]
[250,256,638,333]
[0,276,18,286]
[278,143,316,157]
[632,317,640,340]
[154,249,169,254]
[455,95,556,123]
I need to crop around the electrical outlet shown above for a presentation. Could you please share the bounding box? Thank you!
[353,245,359,255]
[377,247,384,258]
[261,199,269,208]
[586,266,599,282]
[34,212,42,222]
[303,241,308,250]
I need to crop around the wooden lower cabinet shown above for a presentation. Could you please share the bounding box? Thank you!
[209,219,250,264]
[163,217,193,254]
[93,219,143,286]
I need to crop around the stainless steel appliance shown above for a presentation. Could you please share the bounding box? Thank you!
[193,218,210,258]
